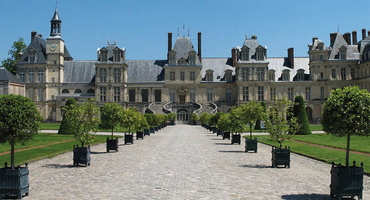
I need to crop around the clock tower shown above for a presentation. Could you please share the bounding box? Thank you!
[46,7,65,66]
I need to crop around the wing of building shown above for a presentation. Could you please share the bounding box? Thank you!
[8,9,370,123]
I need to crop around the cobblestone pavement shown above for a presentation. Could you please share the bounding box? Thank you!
[23,125,369,200]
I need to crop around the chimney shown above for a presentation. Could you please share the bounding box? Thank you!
[31,31,37,41]
[343,32,351,45]
[312,37,318,46]
[330,33,337,47]
[288,48,294,69]
[362,29,366,40]
[167,32,172,52]
[352,31,357,44]
[231,48,237,66]
[197,32,202,62]
[368,31,370,37]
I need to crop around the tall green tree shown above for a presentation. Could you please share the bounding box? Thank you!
[235,101,266,139]
[63,98,100,147]
[0,95,43,168]
[217,112,245,133]
[58,98,77,134]
[121,108,140,133]
[199,113,212,125]
[322,86,370,167]
[209,112,224,128]
[292,96,311,135]
[1,38,27,75]
[100,103,123,139]
[254,102,266,130]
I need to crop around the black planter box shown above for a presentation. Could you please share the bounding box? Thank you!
[231,133,241,145]
[0,163,29,199]
[222,132,231,140]
[217,130,223,136]
[330,162,364,200]
[125,133,134,144]
[245,138,258,153]
[106,137,119,152]
[271,146,290,168]
[73,146,91,166]
[144,129,150,136]
[213,128,218,134]
[136,131,144,140]
[150,128,155,134]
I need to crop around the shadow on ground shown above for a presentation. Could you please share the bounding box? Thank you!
[90,151,108,154]
[213,142,232,145]
[281,193,331,200]
[239,164,271,169]
[219,150,245,153]
[42,164,74,168]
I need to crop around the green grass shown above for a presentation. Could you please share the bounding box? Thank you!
[253,134,370,174]
[309,124,323,131]
[40,123,61,130]
[0,133,120,166]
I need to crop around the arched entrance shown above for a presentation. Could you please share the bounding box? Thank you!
[177,109,189,124]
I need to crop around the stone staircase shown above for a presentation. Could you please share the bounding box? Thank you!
[147,102,168,114]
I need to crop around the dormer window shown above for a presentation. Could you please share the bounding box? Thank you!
[240,46,249,61]
[339,46,347,60]
[205,70,213,82]
[297,69,305,81]
[268,70,275,81]
[282,69,290,81]
[28,49,36,63]
[113,49,121,62]
[169,51,176,65]
[318,43,324,50]
[178,57,187,65]
[225,70,233,82]
[100,49,108,62]
[189,51,196,65]
[256,46,265,61]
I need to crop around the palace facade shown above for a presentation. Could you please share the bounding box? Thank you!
[7,9,370,123]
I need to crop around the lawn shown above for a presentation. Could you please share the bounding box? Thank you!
[0,133,120,166]
[253,134,370,174]
[40,122,135,133]
[244,124,323,133]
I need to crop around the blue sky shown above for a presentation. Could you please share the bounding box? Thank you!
[1,0,370,62]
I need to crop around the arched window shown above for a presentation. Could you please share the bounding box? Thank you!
[62,89,69,94]
[87,89,95,94]
[74,89,82,94]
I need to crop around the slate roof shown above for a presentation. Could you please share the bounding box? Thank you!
[201,58,234,82]
[329,33,359,60]
[0,67,23,83]
[126,60,165,83]
[171,37,201,64]
[267,57,310,81]
[64,61,95,83]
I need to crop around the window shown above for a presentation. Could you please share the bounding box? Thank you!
[29,70,34,83]
[100,87,106,102]
[288,88,294,101]
[305,87,311,101]
[100,50,108,62]
[19,71,25,82]
[240,47,249,61]
[257,68,265,81]
[62,89,69,94]
[351,68,355,79]
[113,68,121,83]
[282,70,290,81]
[269,71,275,81]
[87,89,95,94]
[207,89,213,102]
[206,71,213,82]
[242,86,249,101]
[155,89,161,102]
[38,70,44,83]
[190,71,195,81]
[340,68,346,80]
[114,87,120,102]
[37,89,43,101]
[189,52,196,65]
[28,49,36,63]
[297,70,304,81]
[113,50,121,62]
[170,90,176,102]
[28,89,34,100]
[241,68,249,81]
[74,89,82,94]
[339,48,346,60]
[320,87,325,100]
[225,71,232,82]
[129,89,136,102]
[190,90,195,102]
[256,47,265,61]
[270,88,276,101]
[170,71,175,81]
[99,68,107,82]
[169,54,176,65]
[320,72,324,79]
[141,89,149,102]
[331,69,336,79]
[180,72,185,81]
[258,86,264,101]
[226,89,232,103]
[52,77,55,83]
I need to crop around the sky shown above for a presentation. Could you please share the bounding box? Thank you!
[1,0,370,62]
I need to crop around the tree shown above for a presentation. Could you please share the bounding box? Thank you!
[0,95,43,168]
[235,101,266,139]
[135,114,149,132]
[217,112,245,133]
[1,38,27,75]
[265,99,300,148]
[58,98,77,134]
[209,112,224,128]
[322,86,370,167]
[100,103,123,140]
[121,108,140,133]
[254,102,266,130]
[199,113,212,125]
[292,96,311,135]
[63,98,100,147]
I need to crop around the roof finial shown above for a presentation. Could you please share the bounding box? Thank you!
[337,25,340,33]
[188,28,190,37]
[55,0,58,10]
[177,27,179,37]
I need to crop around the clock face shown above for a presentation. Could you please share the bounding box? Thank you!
[49,44,57,51]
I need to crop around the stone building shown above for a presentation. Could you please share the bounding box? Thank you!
[12,8,370,124]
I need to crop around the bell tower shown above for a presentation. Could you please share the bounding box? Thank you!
[46,7,65,66]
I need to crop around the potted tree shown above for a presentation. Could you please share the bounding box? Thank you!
[322,86,370,200]
[200,113,212,130]
[265,99,300,168]
[210,112,225,136]
[190,113,199,125]
[235,101,265,152]
[292,96,311,135]
[58,98,76,135]
[100,103,123,152]
[167,113,176,125]
[121,108,139,144]
[0,95,42,199]
[64,98,100,166]
[144,113,154,135]
[135,114,149,140]
[217,112,245,144]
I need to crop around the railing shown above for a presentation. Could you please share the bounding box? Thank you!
[209,101,218,114]
[192,101,202,114]
[147,102,156,113]
[163,102,173,114]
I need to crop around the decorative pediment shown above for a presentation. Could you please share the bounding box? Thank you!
[177,87,188,95]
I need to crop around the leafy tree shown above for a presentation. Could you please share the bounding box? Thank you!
[209,112,224,128]
[217,112,245,133]
[63,98,100,147]
[322,86,370,167]
[135,114,150,132]
[1,38,27,75]
[100,103,123,139]
[121,108,140,133]
[58,98,76,135]
[292,96,311,135]
[0,95,43,168]
[254,102,266,130]
[144,113,155,128]
[167,113,176,124]
[235,101,266,139]
[199,113,212,125]
[265,99,300,148]
[190,113,199,124]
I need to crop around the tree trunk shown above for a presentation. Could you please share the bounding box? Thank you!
[111,125,114,140]
[249,124,252,139]
[11,142,15,169]
[346,133,350,167]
